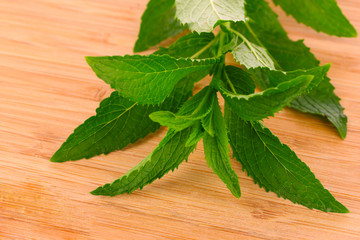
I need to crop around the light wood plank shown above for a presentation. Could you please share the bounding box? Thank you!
[1,0,359,239]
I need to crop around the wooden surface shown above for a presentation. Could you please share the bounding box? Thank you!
[1,0,360,239]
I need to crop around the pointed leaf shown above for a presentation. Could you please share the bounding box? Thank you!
[175,0,245,33]
[203,97,241,198]
[251,65,331,91]
[51,78,194,162]
[225,104,349,213]
[232,0,347,138]
[150,86,217,130]
[217,66,313,120]
[86,54,216,105]
[273,0,357,37]
[134,0,185,52]
[91,127,198,196]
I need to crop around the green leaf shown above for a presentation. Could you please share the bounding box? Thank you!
[251,65,331,91]
[154,32,216,59]
[203,96,241,198]
[225,104,349,213]
[250,65,347,137]
[201,112,215,137]
[185,122,205,147]
[273,0,357,37]
[50,78,194,162]
[222,65,256,95]
[86,54,216,105]
[231,40,275,70]
[216,66,314,121]
[91,127,198,196]
[150,86,216,131]
[149,111,195,131]
[134,0,185,52]
[175,0,245,33]
[290,77,347,139]
[232,0,347,138]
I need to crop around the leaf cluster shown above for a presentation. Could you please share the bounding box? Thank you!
[51,0,357,212]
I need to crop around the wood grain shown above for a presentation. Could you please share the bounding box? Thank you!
[1,0,360,239]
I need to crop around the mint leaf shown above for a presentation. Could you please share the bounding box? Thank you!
[134,0,185,52]
[51,78,194,162]
[225,104,349,213]
[186,122,205,147]
[175,0,245,33]
[201,112,215,137]
[154,32,216,59]
[203,95,241,198]
[222,65,256,95]
[217,66,313,121]
[250,66,346,135]
[232,0,348,138]
[273,0,357,37]
[231,40,275,70]
[251,65,331,91]
[91,127,198,196]
[291,77,347,139]
[150,86,216,130]
[86,54,216,105]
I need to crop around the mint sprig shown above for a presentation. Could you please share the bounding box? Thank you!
[51,0,356,212]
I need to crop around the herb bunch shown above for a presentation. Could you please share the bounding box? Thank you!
[51,0,357,212]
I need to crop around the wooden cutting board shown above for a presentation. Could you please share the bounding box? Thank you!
[1,0,359,239]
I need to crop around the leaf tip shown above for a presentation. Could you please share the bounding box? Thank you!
[233,189,241,198]
[323,63,332,71]
[50,152,64,163]
[133,41,146,53]
[346,27,358,38]
[84,56,96,66]
[90,187,105,196]
[330,202,350,213]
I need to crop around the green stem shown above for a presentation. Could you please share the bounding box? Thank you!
[216,31,225,57]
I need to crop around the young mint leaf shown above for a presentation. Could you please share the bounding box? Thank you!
[134,0,185,52]
[231,40,275,70]
[203,95,241,198]
[85,54,216,105]
[225,104,349,213]
[150,86,217,131]
[251,64,331,91]
[149,111,195,132]
[273,0,357,37]
[175,86,216,119]
[201,112,215,137]
[91,127,198,196]
[175,0,245,33]
[51,78,194,162]
[217,66,314,121]
[232,0,347,138]
[154,32,216,59]
[186,122,205,147]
